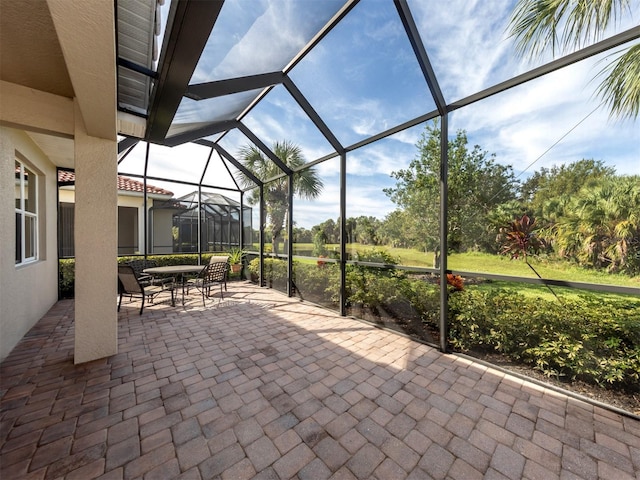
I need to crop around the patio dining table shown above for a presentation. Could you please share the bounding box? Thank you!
[143,264,205,305]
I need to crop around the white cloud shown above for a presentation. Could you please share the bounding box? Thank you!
[193,1,344,82]
[449,52,640,174]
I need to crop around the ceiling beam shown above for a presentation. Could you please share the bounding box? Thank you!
[162,119,239,147]
[237,123,293,175]
[117,136,139,154]
[283,76,344,155]
[48,0,117,140]
[145,0,224,143]
[186,71,285,100]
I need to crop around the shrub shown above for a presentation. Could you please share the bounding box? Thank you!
[293,262,339,305]
[447,290,640,390]
[248,257,288,289]
[59,259,75,298]
[59,253,229,297]
[400,278,440,327]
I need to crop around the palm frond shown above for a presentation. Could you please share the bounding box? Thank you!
[596,44,640,120]
[508,0,632,59]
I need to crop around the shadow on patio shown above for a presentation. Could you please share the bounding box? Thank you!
[1,282,639,479]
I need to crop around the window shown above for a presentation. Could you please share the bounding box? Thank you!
[15,159,38,265]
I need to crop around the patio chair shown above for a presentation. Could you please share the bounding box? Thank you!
[127,259,174,288]
[208,255,229,292]
[186,258,229,305]
[118,265,174,315]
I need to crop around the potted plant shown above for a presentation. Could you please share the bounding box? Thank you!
[228,247,245,274]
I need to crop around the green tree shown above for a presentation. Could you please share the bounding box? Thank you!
[509,0,640,119]
[312,229,328,257]
[237,141,323,255]
[312,218,338,244]
[293,226,312,243]
[354,216,381,245]
[521,159,616,219]
[384,121,518,253]
[379,210,409,248]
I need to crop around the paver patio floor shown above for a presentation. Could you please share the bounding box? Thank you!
[1,282,639,479]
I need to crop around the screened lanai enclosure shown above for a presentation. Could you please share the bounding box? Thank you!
[111,0,640,410]
[150,191,253,253]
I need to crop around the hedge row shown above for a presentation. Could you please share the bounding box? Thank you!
[59,254,230,298]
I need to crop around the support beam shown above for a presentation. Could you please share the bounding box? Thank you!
[238,123,292,175]
[208,142,262,187]
[118,136,139,154]
[0,80,74,137]
[287,175,294,297]
[48,0,117,140]
[339,152,347,316]
[146,0,224,143]
[395,0,447,115]
[439,114,448,353]
[283,76,344,154]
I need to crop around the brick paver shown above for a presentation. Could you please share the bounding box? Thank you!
[1,282,639,479]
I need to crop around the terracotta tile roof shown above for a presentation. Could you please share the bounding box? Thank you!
[57,171,173,196]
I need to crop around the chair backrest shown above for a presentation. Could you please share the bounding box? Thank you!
[127,259,158,278]
[203,258,228,283]
[118,265,143,294]
[127,260,145,278]
[209,255,229,265]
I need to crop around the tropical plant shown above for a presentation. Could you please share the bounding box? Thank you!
[497,214,560,301]
[237,141,323,255]
[508,0,640,119]
[520,159,616,220]
[228,247,245,265]
[546,176,640,274]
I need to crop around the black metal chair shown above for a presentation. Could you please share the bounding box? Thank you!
[186,258,229,305]
[126,259,174,288]
[118,265,174,315]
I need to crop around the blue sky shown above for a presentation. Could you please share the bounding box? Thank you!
[120,0,640,230]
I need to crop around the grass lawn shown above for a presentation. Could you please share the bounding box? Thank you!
[284,243,639,289]
[381,247,638,289]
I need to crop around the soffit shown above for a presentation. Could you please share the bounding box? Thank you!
[26,132,75,169]
[0,0,74,98]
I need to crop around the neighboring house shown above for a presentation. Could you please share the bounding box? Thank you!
[57,171,174,257]
[152,191,252,254]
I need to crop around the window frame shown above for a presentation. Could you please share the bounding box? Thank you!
[15,158,39,265]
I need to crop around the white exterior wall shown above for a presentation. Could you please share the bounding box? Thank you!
[0,128,59,361]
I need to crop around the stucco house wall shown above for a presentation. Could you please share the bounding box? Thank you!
[0,128,60,361]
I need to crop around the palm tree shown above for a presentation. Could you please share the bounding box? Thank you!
[237,140,323,255]
[547,176,640,273]
[508,0,639,119]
